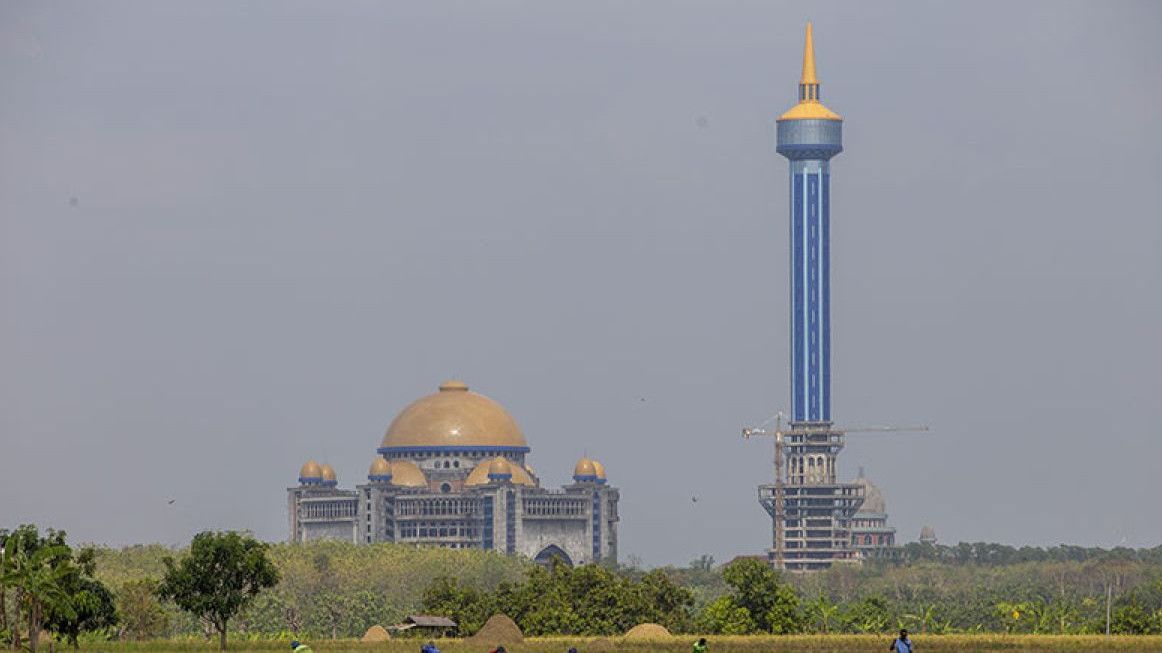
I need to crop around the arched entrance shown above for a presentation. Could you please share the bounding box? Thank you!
[534,544,573,568]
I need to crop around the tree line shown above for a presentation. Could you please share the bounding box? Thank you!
[4,522,1161,650]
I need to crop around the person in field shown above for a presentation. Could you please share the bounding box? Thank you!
[889,629,913,653]
[290,640,313,653]
[693,637,708,653]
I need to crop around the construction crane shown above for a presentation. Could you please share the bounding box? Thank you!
[742,413,928,570]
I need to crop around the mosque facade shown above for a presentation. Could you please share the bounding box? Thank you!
[849,469,900,560]
[288,380,619,566]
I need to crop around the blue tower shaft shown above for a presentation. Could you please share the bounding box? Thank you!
[790,160,831,423]
[776,21,842,426]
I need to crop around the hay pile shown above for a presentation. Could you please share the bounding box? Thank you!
[467,614,524,646]
[624,623,673,640]
[361,625,391,642]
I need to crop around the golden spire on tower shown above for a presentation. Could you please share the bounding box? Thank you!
[800,22,818,85]
[778,22,841,122]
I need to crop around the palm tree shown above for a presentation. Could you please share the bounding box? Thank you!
[904,604,937,634]
[808,594,840,633]
[0,545,75,653]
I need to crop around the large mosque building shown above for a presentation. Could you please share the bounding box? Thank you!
[288,380,619,566]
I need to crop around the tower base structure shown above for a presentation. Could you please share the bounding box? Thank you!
[758,422,864,571]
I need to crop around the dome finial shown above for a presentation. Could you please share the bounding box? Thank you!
[778,23,840,121]
[800,22,818,86]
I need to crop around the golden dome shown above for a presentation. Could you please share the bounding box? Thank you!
[573,457,597,480]
[299,460,323,483]
[592,459,606,479]
[387,459,427,487]
[465,457,534,487]
[320,464,337,482]
[368,457,391,480]
[380,381,529,452]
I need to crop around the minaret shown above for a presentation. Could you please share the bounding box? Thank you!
[776,22,842,425]
[758,24,862,571]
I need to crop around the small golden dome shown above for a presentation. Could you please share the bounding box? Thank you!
[524,463,535,477]
[320,464,337,482]
[488,457,512,476]
[381,381,528,451]
[465,457,534,486]
[573,457,597,480]
[387,459,427,487]
[591,459,606,479]
[299,460,323,483]
[510,464,534,486]
[368,457,391,480]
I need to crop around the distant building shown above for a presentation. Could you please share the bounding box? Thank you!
[849,468,900,560]
[288,380,619,566]
[919,525,938,546]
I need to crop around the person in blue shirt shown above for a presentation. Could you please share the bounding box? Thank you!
[420,642,441,653]
[889,629,913,653]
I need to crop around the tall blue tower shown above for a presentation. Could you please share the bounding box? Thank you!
[776,22,842,425]
[756,23,863,572]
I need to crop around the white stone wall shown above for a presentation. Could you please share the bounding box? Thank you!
[518,517,590,565]
[300,520,357,543]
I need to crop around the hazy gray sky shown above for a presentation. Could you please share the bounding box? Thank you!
[2,1,1160,566]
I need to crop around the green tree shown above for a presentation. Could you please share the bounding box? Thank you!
[903,603,937,635]
[495,565,578,636]
[806,593,840,633]
[994,600,1033,634]
[422,576,492,635]
[1112,595,1162,634]
[116,578,169,640]
[637,569,695,633]
[720,558,801,634]
[158,531,279,651]
[698,596,753,635]
[1,543,73,652]
[841,595,891,634]
[45,575,117,648]
[0,526,106,652]
[43,546,118,649]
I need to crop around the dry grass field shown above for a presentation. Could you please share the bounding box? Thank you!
[75,634,1162,653]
